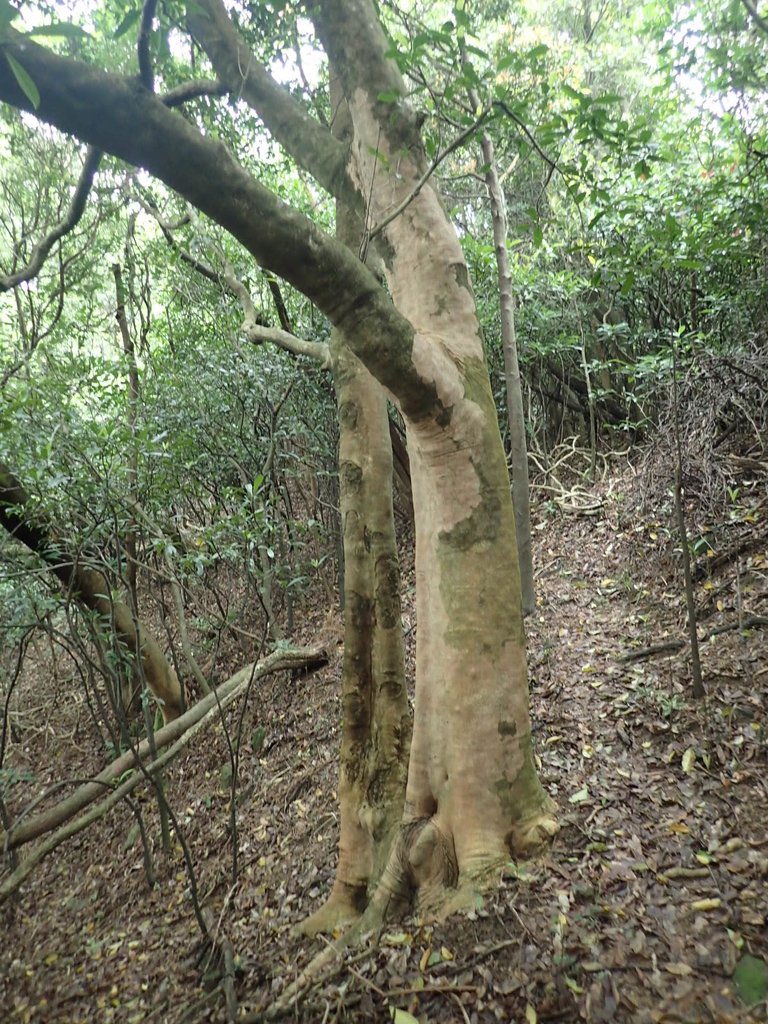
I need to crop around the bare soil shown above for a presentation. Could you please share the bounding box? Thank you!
[1,467,767,1024]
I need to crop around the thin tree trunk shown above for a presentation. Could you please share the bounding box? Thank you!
[301,85,410,935]
[461,55,535,615]
[671,340,705,698]
[113,261,140,608]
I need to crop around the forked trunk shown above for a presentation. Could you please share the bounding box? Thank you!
[303,95,411,930]
[309,0,557,915]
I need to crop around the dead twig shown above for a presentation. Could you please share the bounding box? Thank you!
[618,615,768,662]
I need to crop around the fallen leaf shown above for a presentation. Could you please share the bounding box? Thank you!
[569,787,590,804]
[733,954,768,1006]
[691,898,721,911]
[665,962,693,976]
[390,1009,419,1024]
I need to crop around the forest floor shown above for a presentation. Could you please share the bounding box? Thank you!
[1,464,767,1024]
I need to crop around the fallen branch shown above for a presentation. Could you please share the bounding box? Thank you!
[0,644,327,901]
[1,644,327,853]
[618,616,768,663]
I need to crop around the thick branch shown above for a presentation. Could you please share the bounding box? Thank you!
[187,0,355,206]
[0,146,101,292]
[0,33,438,414]
[307,0,411,144]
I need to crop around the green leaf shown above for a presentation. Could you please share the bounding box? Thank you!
[569,786,589,803]
[377,90,400,104]
[533,224,543,247]
[733,954,768,1006]
[390,1009,419,1024]
[5,53,40,109]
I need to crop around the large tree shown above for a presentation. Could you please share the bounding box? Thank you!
[0,0,556,917]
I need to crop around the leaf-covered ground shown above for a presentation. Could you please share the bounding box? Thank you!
[1,468,767,1023]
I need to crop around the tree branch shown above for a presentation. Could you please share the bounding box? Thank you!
[138,0,158,91]
[0,645,328,894]
[186,0,355,206]
[0,146,101,292]
[493,101,559,172]
[218,258,330,361]
[0,29,439,417]
[741,0,768,36]
[140,197,331,366]
[161,78,228,108]
[1,645,326,853]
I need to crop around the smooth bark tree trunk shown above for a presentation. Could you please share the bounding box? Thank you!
[0,463,184,722]
[479,136,536,616]
[309,0,555,913]
[302,89,410,934]
[303,332,411,933]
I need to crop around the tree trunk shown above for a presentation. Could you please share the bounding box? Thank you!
[303,333,411,932]
[0,0,557,919]
[309,0,556,914]
[461,45,535,616]
[480,133,536,616]
[0,463,184,722]
[302,87,410,934]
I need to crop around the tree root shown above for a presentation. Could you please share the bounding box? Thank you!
[257,805,559,1019]
[296,889,364,937]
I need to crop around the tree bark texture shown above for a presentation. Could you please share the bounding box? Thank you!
[302,86,410,934]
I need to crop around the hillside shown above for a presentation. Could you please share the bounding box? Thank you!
[2,458,767,1024]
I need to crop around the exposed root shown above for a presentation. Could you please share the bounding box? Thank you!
[296,891,363,937]
[261,902,385,1020]
[506,802,560,859]
[265,812,560,1017]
